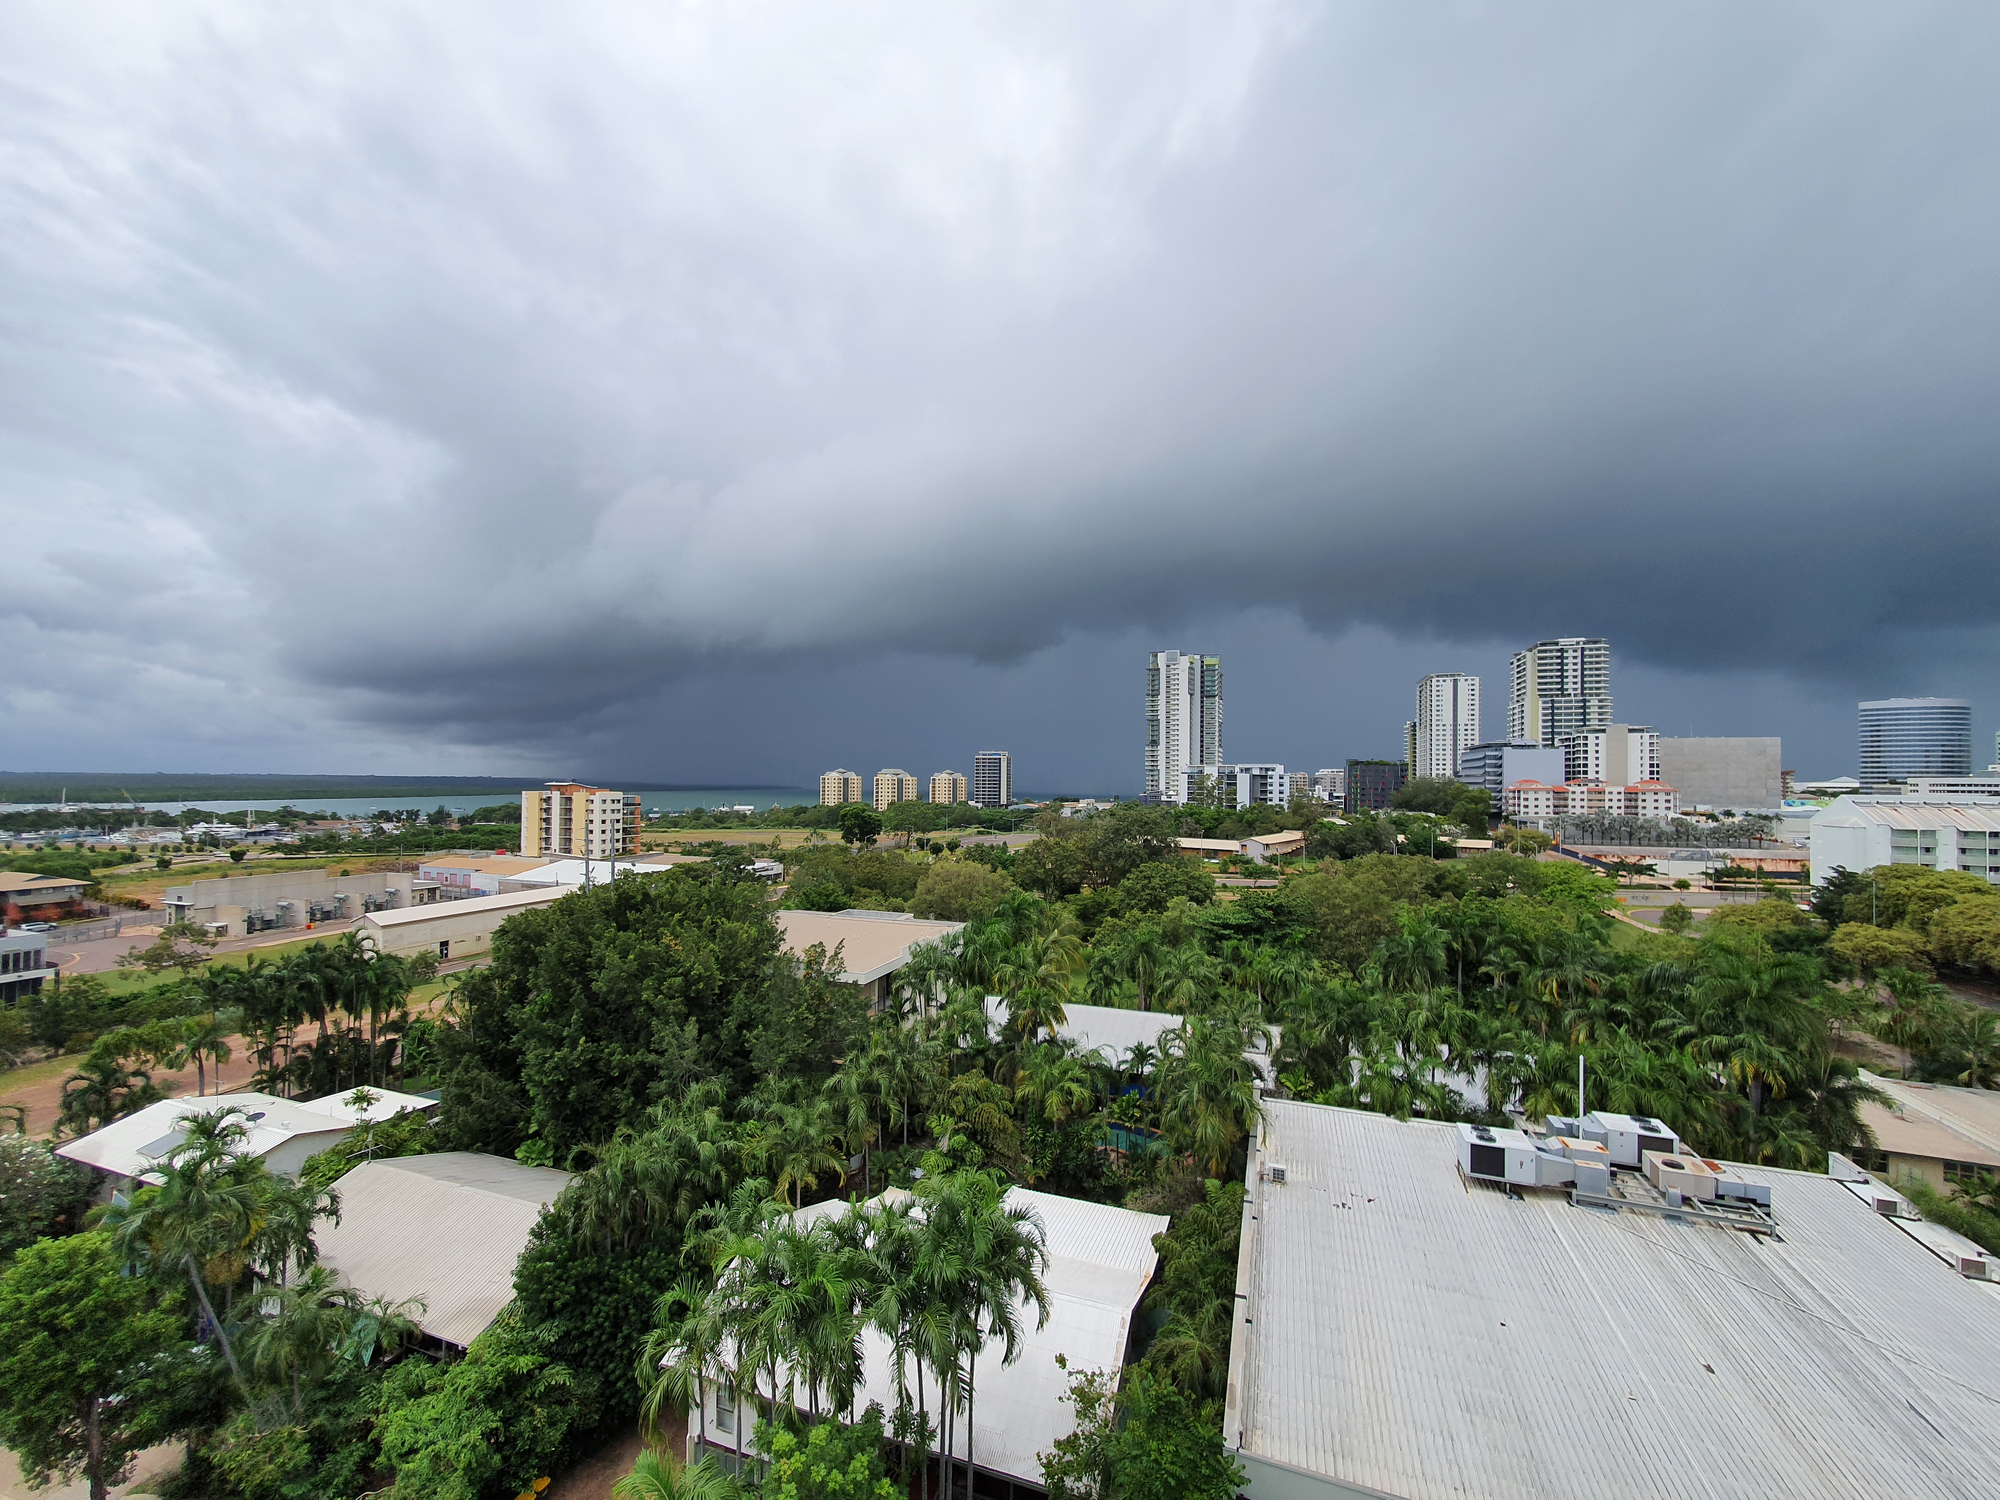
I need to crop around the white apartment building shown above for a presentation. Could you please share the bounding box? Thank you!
[1312,768,1346,803]
[871,769,920,811]
[1560,724,1660,786]
[1186,763,1288,809]
[819,769,865,806]
[971,752,1012,809]
[521,782,638,861]
[928,770,968,804]
[1146,650,1222,804]
[1415,673,1481,781]
[1508,637,1611,747]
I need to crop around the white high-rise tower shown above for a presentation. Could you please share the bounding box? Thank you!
[1508,638,1611,748]
[1146,650,1222,803]
[1415,674,1481,781]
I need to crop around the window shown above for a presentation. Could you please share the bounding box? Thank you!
[1851,1148,1889,1175]
[715,1386,735,1435]
[1944,1159,1988,1186]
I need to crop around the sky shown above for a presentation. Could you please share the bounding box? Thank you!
[4,2,1998,795]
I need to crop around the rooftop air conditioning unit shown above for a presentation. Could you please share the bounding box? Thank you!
[1645,1150,1718,1202]
[1954,1254,1992,1281]
[1265,1163,1288,1184]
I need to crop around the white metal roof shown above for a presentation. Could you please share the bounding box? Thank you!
[289,1087,441,1127]
[1810,795,2000,832]
[1229,1100,2000,1500]
[789,1186,1168,1485]
[53,1093,351,1180]
[360,885,573,928]
[986,997,1181,1064]
[314,1153,573,1348]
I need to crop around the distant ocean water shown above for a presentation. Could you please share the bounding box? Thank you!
[1,788,810,818]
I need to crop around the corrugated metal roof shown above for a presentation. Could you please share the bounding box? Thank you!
[314,1152,572,1347]
[362,886,572,928]
[1231,1101,2000,1500]
[785,1186,1168,1485]
[985,998,1181,1063]
[54,1093,350,1180]
[1861,1071,2000,1169]
[1811,797,2000,832]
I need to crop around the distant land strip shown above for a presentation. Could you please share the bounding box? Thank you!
[0,772,805,802]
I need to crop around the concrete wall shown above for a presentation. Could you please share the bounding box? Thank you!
[163,868,423,936]
[1657,737,1783,810]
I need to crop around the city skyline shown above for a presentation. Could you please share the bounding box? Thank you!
[4,8,1999,792]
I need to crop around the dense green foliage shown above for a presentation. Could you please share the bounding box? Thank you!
[0,1137,94,1260]
[0,1230,187,1500]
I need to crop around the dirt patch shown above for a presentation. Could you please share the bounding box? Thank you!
[1,1038,267,1138]
[545,1417,677,1500]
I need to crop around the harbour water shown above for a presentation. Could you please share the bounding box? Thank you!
[0,788,810,818]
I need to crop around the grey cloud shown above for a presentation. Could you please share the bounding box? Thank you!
[3,2,1997,781]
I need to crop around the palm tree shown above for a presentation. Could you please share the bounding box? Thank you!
[1154,943,1217,1015]
[56,1056,161,1137]
[1155,1018,1262,1176]
[613,1451,742,1500]
[1105,925,1166,1012]
[747,1099,848,1210]
[994,913,1085,1043]
[913,1172,1049,1500]
[173,1011,236,1097]
[1013,1046,1099,1131]
[246,1264,421,1418]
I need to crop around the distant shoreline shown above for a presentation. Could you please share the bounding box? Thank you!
[0,773,807,804]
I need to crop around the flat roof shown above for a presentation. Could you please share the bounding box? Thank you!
[1229,1100,2000,1500]
[417,854,545,874]
[1862,1070,2000,1169]
[773,909,964,985]
[792,1187,1167,1484]
[359,885,573,928]
[314,1153,573,1347]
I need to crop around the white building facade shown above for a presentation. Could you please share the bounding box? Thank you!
[1185,763,1288,809]
[971,751,1012,809]
[1809,796,2000,886]
[1560,724,1660,786]
[1311,767,1346,803]
[1146,650,1222,804]
[1415,673,1480,781]
[521,783,638,861]
[1508,637,1611,747]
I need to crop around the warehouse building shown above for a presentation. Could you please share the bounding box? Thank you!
[1808,795,2000,886]
[356,885,574,959]
[1224,1100,2000,1500]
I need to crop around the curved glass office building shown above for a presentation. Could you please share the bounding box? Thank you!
[1858,698,1972,788]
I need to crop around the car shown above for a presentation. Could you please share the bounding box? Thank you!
[19,921,57,933]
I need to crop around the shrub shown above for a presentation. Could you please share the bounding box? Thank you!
[0,1138,93,1261]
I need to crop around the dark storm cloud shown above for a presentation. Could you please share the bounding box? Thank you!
[2,2,1996,780]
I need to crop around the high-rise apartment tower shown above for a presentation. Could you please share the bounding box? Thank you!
[971,752,1012,809]
[1147,650,1222,804]
[1509,638,1611,748]
[928,770,968,805]
[872,770,920,810]
[819,770,865,806]
[1415,673,1481,781]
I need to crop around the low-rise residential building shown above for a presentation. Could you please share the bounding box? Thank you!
[55,1088,435,1188]
[1178,831,1306,864]
[1502,779,1682,825]
[0,930,54,1006]
[819,769,865,806]
[772,909,965,1006]
[698,1186,1169,1493]
[928,769,968,804]
[871,769,920,810]
[315,1153,572,1350]
[1852,1071,2000,1194]
[521,782,639,861]
[1808,795,2000,886]
[0,870,91,925]
[1225,1099,2000,1500]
